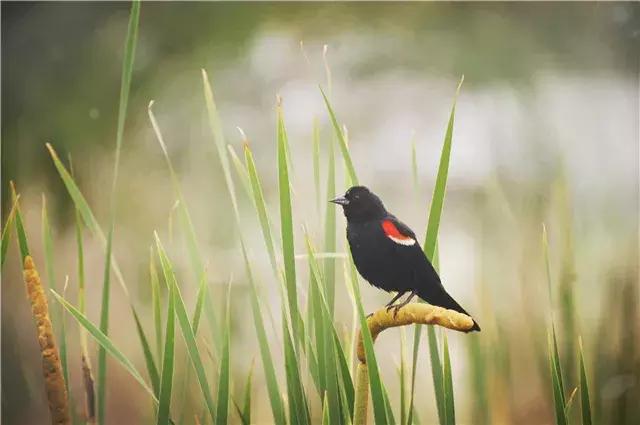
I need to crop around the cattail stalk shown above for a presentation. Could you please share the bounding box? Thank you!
[23,255,71,425]
[353,303,474,425]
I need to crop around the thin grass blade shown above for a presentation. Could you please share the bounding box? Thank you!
[228,144,252,198]
[202,69,284,425]
[10,182,29,260]
[312,118,322,214]
[282,310,311,425]
[277,101,302,347]
[306,233,355,416]
[578,337,592,425]
[156,273,176,425]
[155,234,216,422]
[148,102,221,355]
[409,77,464,425]
[51,290,157,402]
[319,87,358,185]
[241,361,254,425]
[442,333,455,425]
[323,136,337,316]
[215,284,231,425]
[347,254,388,425]
[150,249,163,362]
[1,194,19,268]
[549,329,568,425]
[133,309,161,396]
[243,145,279,278]
[192,268,208,334]
[305,234,347,424]
[247,259,286,425]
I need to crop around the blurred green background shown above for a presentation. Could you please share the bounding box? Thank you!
[2,2,639,424]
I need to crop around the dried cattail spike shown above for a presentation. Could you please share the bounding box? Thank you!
[23,255,70,425]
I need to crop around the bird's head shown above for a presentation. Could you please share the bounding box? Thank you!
[330,186,387,222]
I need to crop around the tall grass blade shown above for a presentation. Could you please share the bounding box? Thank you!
[215,284,232,425]
[148,102,221,353]
[1,194,19,268]
[201,71,285,425]
[383,387,397,425]
[423,76,463,255]
[468,335,488,425]
[247,260,286,425]
[236,361,254,425]
[277,100,303,346]
[70,156,94,421]
[323,136,337,316]
[543,224,567,415]
[155,234,216,422]
[133,309,161,396]
[51,290,157,402]
[10,182,29,260]
[306,233,354,423]
[156,276,176,425]
[578,337,593,425]
[347,254,389,425]
[409,77,463,425]
[312,118,322,214]
[426,326,444,425]
[282,310,311,425]
[150,250,163,362]
[319,87,358,185]
[228,144,252,198]
[243,145,279,278]
[202,69,240,215]
[93,2,140,420]
[549,328,568,425]
[192,268,208,334]
[322,393,331,425]
[442,333,455,425]
[45,144,130,294]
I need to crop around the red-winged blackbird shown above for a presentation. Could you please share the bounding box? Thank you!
[331,186,480,332]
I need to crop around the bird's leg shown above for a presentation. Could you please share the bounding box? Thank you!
[385,291,407,310]
[391,291,417,317]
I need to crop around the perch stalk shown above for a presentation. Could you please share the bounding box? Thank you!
[353,303,474,425]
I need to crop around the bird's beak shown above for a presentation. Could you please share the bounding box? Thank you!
[330,196,349,206]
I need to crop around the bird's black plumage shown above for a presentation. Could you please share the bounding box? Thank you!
[331,186,480,332]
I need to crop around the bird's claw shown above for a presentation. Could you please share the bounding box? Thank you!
[386,304,403,318]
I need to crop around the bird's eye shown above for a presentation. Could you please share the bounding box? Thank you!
[354,194,360,199]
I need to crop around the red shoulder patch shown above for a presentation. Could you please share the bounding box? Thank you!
[381,220,415,246]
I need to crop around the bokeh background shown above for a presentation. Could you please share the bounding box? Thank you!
[2,2,639,424]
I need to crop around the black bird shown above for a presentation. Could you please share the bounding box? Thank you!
[331,186,480,332]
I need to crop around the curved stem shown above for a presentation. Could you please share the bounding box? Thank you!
[353,303,474,425]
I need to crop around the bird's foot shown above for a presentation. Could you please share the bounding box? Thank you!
[391,304,403,318]
[385,303,404,318]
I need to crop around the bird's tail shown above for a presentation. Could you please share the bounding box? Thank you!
[416,285,480,332]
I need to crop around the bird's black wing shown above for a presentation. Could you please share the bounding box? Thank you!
[384,215,478,324]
